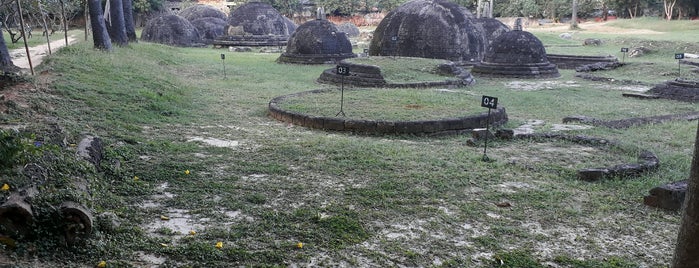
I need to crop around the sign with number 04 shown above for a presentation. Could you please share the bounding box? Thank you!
[481,96,498,109]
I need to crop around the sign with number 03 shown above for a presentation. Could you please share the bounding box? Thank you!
[675,53,685,60]
[336,65,350,76]
[481,96,498,109]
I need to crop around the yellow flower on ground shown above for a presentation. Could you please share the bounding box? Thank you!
[296,242,303,249]
[133,176,139,181]
[184,170,190,175]
[189,230,196,236]
[1,184,9,191]
[215,241,223,249]
[97,260,107,268]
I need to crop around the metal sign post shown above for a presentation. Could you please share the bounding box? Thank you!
[391,36,398,58]
[221,53,226,79]
[620,47,628,64]
[335,65,350,117]
[480,95,498,162]
[675,53,685,78]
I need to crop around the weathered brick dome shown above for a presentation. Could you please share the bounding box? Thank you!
[179,4,227,22]
[368,0,486,64]
[277,19,356,64]
[141,14,201,47]
[472,29,560,78]
[227,1,290,36]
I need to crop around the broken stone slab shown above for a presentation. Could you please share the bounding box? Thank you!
[576,150,659,181]
[562,115,601,125]
[77,135,104,167]
[643,180,686,211]
[472,128,495,140]
[622,92,660,100]
[575,61,622,72]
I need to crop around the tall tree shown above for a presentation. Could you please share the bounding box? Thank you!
[673,121,699,267]
[570,0,578,29]
[0,29,19,73]
[122,0,137,42]
[87,0,112,50]
[106,0,128,46]
[664,0,677,20]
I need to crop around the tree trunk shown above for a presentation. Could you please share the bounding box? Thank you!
[59,0,68,46]
[106,0,128,46]
[602,3,609,21]
[664,0,677,20]
[570,0,578,29]
[477,0,482,18]
[0,30,19,73]
[37,0,52,55]
[88,0,112,50]
[122,0,137,42]
[673,121,699,267]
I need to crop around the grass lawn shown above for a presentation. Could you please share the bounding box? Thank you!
[0,18,697,267]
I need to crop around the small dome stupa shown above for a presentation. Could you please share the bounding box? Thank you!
[472,19,559,78]
[141,14,202,47]
[213,1,291,47]
[178,4,227,22]
[277,9,356,64]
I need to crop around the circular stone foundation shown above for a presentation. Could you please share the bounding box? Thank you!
[317,58,475,88]
[547,54,619,69]
[268,89,507,134]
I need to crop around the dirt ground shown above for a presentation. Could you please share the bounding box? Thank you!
[9,35,77,71]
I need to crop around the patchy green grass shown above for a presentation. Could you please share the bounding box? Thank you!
[0,19,697,267]
[277,87,485,120]
[344,56,457,83]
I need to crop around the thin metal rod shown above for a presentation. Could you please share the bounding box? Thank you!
[483,108,492,161]
[336,75,345,117]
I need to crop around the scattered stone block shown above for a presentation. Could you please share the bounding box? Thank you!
[495,129,514,140]
[558,33,572,40]
[472,128,495,140]
[629,46,651,58]
[578,168,610,182]
[644,180,687,211]
[582,38,602,46]
[77,135,104,167]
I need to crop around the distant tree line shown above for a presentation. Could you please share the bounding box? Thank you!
[261,0,697,20]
